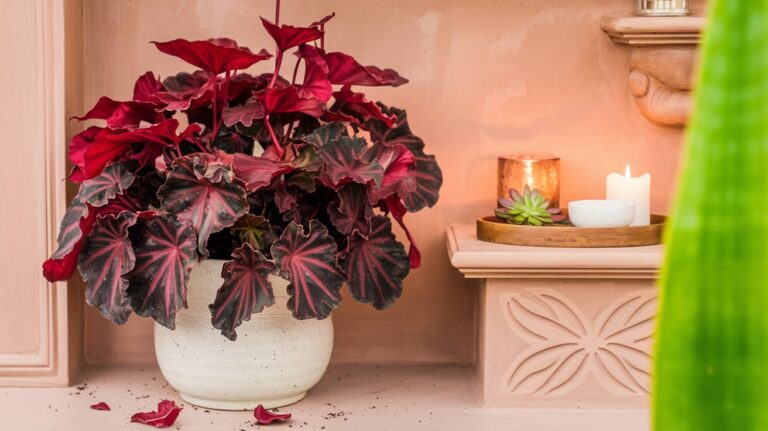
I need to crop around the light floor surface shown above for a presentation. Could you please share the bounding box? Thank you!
[0,364,649,431]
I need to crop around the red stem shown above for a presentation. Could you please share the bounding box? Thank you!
[212,70,231,140]
[268,50,283,89]
[265,114,283,158]
[265,0,285,156]
[275,0,280,26]
[291,56,302,85]
[211,75,218,140]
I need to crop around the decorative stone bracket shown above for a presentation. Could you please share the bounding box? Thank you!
[601,16,705,127]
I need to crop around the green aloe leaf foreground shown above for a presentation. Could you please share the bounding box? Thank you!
[654,1,768,430]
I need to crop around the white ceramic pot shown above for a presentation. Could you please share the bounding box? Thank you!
[154,259,333,410]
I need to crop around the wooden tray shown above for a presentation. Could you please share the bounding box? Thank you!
[477,213,665,248]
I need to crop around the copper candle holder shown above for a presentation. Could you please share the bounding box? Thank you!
[497,155,561,208]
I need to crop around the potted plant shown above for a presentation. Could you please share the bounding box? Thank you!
[42,3,442,410]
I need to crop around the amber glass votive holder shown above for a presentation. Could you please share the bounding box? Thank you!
[497,155,561,209]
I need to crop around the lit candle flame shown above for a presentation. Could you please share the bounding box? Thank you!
[625,164,632,178]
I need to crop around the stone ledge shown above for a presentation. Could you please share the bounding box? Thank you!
[447,223,663,275]
[601,15,705,46]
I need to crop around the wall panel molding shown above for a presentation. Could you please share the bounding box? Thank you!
[0,0,76,387]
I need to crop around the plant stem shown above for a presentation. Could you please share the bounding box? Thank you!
[291,56,302,85]
[275,0,280,26]
[212,70,231,141]
[193,141,207,153]
[265,114,283,158]
[211,74,218,143]
[267,51,283,89]
[265,0,284,156]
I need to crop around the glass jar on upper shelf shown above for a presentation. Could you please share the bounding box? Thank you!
[636,0,690,16]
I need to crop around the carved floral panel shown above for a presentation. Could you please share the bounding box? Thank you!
[499,288,657,397]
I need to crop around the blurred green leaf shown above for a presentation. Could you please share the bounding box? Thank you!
[654,1,768,430]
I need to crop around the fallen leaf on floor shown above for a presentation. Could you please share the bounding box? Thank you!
[254,404,291,424]
[130,400,183,428]
[90,402,111,411]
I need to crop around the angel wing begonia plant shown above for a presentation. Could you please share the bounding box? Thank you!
[43,3,442,341]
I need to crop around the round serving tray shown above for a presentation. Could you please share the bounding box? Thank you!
[477,213,665,248]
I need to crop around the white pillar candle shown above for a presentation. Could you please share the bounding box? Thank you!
[606,165,651,226]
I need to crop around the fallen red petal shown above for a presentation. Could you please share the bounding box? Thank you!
[130,400,183,428]
[254,404,292,424]
[90,402,111,411]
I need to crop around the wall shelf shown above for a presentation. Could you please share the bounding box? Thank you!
[600,15,705,127]
[601,15,705,46]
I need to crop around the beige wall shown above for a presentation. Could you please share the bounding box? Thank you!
[79,0,703,365]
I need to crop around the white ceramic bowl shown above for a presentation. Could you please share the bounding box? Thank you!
[568,200,635,228]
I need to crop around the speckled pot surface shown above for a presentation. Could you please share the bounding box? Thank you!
[154,259,334,411]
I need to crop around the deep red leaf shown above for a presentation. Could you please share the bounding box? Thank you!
[73,96,162,130]
[324,51,408,87]
[159,153,249,255]
[78,212,137,324]
[101,188,146,216]
[127,215,198,329]
[260,17,323,52]
[42,191,95,282]
[383,196,421,269]
[79,162,136,208]
[315,135,383,188]
[222,98,265,127]
[259,86,325,117]
[272,184,300,224]
[328,183,373,236]
[297,45,332,102]
[309,13,336,28]
[90,402,111,411]
[152,38,271,74]
[133,71,165,102]
[130,400,183,428]
[270,221,345,319]
[43,180,149,283]
[341,215,410,309]
[228,73,271,102]
[331,85,396,127]
[254,404,292,424]
[154,71,213,111]
[69,126,102,183]
[72,96,118,122]
[320,109,360,125]
[231,153,293,192]
[366,105,442,212]
[272,184,322,225]
[362,143,416,204]
[83,119,197,180]
[209,243,276,340]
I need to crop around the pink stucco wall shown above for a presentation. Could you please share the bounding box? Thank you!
[77,0,704,365]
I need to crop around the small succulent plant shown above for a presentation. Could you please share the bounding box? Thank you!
[495,185,567,226]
